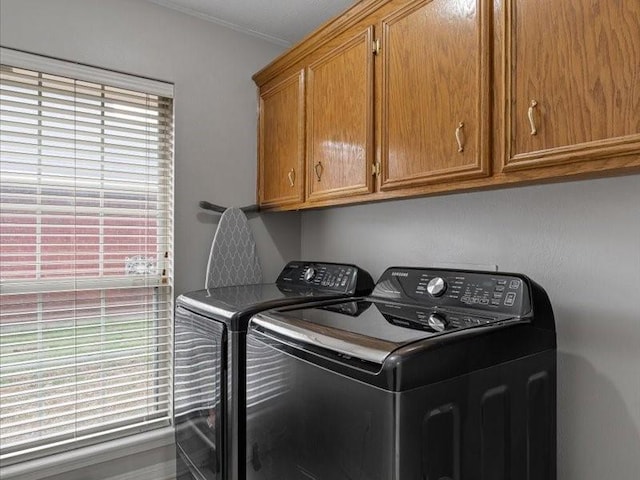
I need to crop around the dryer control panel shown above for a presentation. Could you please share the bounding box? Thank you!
[371,267,531,317]
[276,261,374,296]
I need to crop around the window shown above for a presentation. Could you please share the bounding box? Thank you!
[0,49,174,465]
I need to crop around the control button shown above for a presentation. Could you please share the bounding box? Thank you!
[504,291,517,306]
[426,277,447,297]
[461,296,470,303]
[497,280,507,285]
[495,285,505,292]
[427,313,447,332]
[479,298,489,305]
[493,292,503,299]
[509,279,521,289]
[304,267,316,282]
[341,277,348,287]
[491,299,501,306]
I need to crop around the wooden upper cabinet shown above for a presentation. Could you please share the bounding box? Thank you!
[253,0,640,211]
[502,0,640,171]
[379,0,490,191]
[258,70,305,207]
[306,27,375,202]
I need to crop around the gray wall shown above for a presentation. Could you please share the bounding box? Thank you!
[0,0,297,478]
[0,0,300,296]
[301,174,640,479]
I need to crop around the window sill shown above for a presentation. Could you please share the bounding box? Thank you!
[0,427,175,480]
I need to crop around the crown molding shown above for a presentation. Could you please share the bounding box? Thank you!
[147,0,292,47]
[252,0,389,87]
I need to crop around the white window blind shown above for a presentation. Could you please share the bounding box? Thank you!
[0,51,174,466]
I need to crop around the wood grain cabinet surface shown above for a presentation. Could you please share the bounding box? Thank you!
[380,0,490,190]
[501,0,640,172]
[258,70,305,207]
[306,27,375,202]
[253,0,640,211]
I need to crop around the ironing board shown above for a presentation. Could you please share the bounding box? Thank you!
[205,207,263,288]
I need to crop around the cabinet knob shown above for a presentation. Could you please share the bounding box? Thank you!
[455,122,465,152]
[314,161,323,182]
[528,100,538,135]
[287,168,295,187]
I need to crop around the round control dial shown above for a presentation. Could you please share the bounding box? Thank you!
[427,313,447,332]
[303,267,316,282]
[426,277,447,297]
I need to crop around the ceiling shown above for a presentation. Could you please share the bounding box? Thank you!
[148,0,357,46]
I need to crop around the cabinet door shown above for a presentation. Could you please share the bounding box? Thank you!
[380,0,490,191]
[258,70,305,208]
[306,27,375,202]
[502,0,640,171]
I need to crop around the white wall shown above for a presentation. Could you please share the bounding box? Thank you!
[301,174,640,479]
[0,0,298,478]
[0,0,300,296]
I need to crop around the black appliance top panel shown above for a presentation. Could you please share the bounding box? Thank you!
[371,267,533,317]
[278,301,435,343]
[177,284,334,330]
[177,261,374,331]
[249,266,556,390]
[276,261,374,296]
[251,299,517,365]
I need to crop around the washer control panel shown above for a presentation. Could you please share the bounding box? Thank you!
[373,267,530,316]
[276,261,373,296]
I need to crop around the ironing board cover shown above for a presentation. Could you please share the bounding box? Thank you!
[205,207,263,288]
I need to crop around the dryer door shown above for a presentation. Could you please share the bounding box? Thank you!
[174,306,227,480]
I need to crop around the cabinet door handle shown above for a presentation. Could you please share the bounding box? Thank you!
[455,122,465,152]
[528,100,538,135]
[287,168,295,187]
[314,162,323,182]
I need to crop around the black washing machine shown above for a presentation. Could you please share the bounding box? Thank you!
[245,266,557,480]
[173,261,374,480]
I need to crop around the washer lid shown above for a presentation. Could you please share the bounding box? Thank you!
[250,300,522,365]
